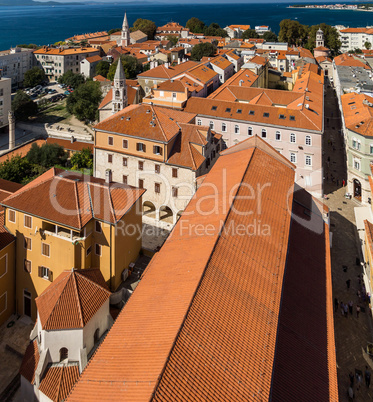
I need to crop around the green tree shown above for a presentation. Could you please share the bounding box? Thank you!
[306,23,341,55]
[23,67,46,87]
[0,155,33,184]
[185,17,205,33]
[16,44,39,49]
[166,35,178,47]
[26,143,67,168]
[108,28,121,35]
[242,29,259,40]
[130,19,156,40]
[278,19,309,47]
[203,23,228,38]
[107,55,143,80]
[95,61,110,78]
[191,42,216,61]
[365,41,372,50]
[58,70,86,88]
[71,148,93,171]
[66,81,102,122]
[12,91,38,121]
[262,31,278,42]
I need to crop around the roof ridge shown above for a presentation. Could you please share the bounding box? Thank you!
[153,106,170,142]
[72,272,85,327]
[74,181,82,230]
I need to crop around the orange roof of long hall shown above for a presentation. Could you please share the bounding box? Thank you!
[1,168,145,229]
[36,269,110,330]
[95,104,196,142]
[341,92,373,136]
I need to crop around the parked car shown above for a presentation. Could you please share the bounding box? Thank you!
[48,89,57,94]
[64,90,70,95]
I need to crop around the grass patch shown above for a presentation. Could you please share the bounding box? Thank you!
[34,100,73,124]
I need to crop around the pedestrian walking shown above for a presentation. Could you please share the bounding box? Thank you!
[365,366,371,388]
[334,297,339,312]
[349,371,355,386]
[346,279,351,289]
[356,372,362,390]
[344,303,348,317]
[357,305,361,318]
[349,301,353,315]
[343,179,346,187]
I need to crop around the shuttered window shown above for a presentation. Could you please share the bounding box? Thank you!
[24,259,31,273]
[38,266,53,281]
[8,210,15,223]
[24,237,32,250]
[42,243,50,257]
[24,215,32,229]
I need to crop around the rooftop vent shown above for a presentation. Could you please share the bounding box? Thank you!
[305,104,310,109]
[126,117,130,121]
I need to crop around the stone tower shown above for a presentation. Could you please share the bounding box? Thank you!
[112,60,128,114]
[8,111,15,150]
[121,12,130,47]
[316,28,324,48]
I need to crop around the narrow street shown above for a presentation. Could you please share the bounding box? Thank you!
[323,85,373,401]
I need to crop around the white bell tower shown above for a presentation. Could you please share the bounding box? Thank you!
[316,28,324,48]
[112,60,128,114]
[121,12,130,47]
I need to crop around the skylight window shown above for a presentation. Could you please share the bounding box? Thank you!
[279,114,285,119]
[289,115,295,121]
[237,109,242,114]
[211,106,217,111]
[249,110,255,115]
[263,112,269,118]
[225,108,231,113]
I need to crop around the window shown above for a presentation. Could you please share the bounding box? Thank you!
[209,121,214,130]
[159,90,164,97]
[86,246,92,256]
[38,266,52,281]
[172,187,178,197]
[290,152,296,163]
[95,244,102,256]
[305,135,311,146]
[24,215,32,229]
[24,259,31,273]
[122,139,128,149]
[138,161,144,170]
[222,123,227,132]
[225,108,231,113]
[234,125,240,134]
[249,110,255,115]
[108,154,113,163]
[263,112,269,118]
[122,157,127,167]
[155,183,160,193]
[42,243,50,257]
[24,237,31,250]
[108,136,113,146]
[289,115,295,121]
[290,133,296,143]
[279,114,285,120]
[155,164,160,174]
[354,159,361,170]
[352,138,357,149]
[172,92,177,100]
[357,141,361,151]
[261,129,267,138]
[138,179,144,189]
[237,109,242,114]
[248,127,253,136]
[370,144,373,154]
[275,131,281,141]
[123,175,128,184]
[8,210,15,223]
[59,348,68,362]
[153,145,162,155]
[211,106,217,111]
[95,221,102,233]
[172,168,178,178]
[197,119,202,126]
[137,143,145,152]
[305,155,312,166]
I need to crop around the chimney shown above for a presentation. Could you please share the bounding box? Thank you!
[71,135,75,143]
[105,169,112,184]
[8,111,15,150]
[178,57,181,64]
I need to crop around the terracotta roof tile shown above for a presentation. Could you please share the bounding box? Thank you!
[36,269,110,330]
[39,364,80,402]
[334,53,371,69]
[19,340,39,384]
[138,61,199,79]
[85,55,101,63]
[0,139,46,164]
[46,138,93,152]
[34,47,99,56]
[341,92,373,136]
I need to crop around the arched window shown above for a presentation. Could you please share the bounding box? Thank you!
[235,125,240,134]
[290,133,296,143]
[275,131,281,141]
[248,127,253,136]
[115,90,120,97]
[197,119,202,126]
[59,347,68,362]
[222,122,227,132]
[209,121,214,130]
[261,129,267,138]
[305,135,311,146]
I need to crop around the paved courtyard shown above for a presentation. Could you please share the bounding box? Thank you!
[324,84,373,401]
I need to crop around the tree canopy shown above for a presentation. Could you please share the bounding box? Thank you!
[167,35,178,47]
[262,31,278,42]
[12,91,38,121]
[107,55,143,80]
[58,70,86,88]
[95,61,110,78]
[23,67,46,87]
[306,23,341,55]
[203,23,228,38]
[278,19,309,47]
[185,17,205,33]
[130,19,156,40]
[71,148,93,171]
[242,29,259,40]
[66,81,102,122]
[108,28,121,35]
[26,143,67,168]
[191,42,216,61]
[0,155,34,184]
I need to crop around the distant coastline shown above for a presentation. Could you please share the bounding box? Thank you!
[288,3,373,12]
[0,0,84,5]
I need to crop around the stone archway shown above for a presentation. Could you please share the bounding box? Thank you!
[143,201,156,219]
[159,205,173,224]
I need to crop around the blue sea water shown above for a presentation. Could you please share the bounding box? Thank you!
[0,2,373,50]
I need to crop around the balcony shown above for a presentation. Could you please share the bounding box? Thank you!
[42,222,89,242]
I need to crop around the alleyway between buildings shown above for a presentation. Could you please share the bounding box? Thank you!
[323,85,373,401]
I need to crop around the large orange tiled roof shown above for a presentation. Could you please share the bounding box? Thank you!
[67,137,297,400]
[0,139,46,164]
[208,55,233,70]
[183,63,218,84]
[138,60,199,79]
[19,340,39,384]
[66,31,108,42]
[209,69,258,99]
[36,269,110,330]
[34,47,99,56]
[341,92,373,136]
[39,364,80,402]
[334,53,371,69]
[1,168,144,229]
[340,27,367,33]
[95,104,195,142]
